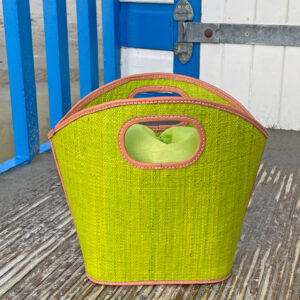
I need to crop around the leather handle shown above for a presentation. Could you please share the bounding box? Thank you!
[128,85,189,98]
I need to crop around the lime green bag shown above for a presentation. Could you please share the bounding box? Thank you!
[48,73,268,285]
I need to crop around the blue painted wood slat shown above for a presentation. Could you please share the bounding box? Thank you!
[102,0,121,84]
[173,0,201,78]
[76,0,99,98]
[0,157,28,174]
[43,0,71,129]
[2,0,39,161]
[40,142,51,153]
[120,3,173,51]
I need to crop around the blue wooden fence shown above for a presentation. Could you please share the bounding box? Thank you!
[1,0,201,174]
[1,0,99,173]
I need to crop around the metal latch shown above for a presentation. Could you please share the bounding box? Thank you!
[173,0,194,64]
[178,23,300,47]
[174,0,300,64]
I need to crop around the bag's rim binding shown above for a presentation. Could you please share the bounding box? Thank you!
[48,97,268,139]
[48,73,268,139]
[86,273,232,286]
[61,72,253,120]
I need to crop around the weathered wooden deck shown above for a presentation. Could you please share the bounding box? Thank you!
[0,129,299,299]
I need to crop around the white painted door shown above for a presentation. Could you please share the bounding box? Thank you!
[120,0,300,130]
[200,0,300,130]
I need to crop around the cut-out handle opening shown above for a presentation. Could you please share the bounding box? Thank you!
[118,115,206,169]
[128,85,188,98]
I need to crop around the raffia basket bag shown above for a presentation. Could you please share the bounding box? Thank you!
[48,73,268,285]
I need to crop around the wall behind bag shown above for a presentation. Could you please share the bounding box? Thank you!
[120,0,300,131]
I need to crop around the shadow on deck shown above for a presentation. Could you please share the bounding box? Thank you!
[0,129,299,299]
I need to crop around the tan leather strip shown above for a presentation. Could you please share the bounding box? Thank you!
[60,73,252,122]
[48,97,268,139]
[128,85,188,98]
[86,273,231,286]
[118,115,205,169]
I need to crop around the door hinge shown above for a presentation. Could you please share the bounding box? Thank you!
[174,1,300,64]
[173,0,193,21]
[174,0,194,64]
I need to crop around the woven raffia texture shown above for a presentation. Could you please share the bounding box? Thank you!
[82,79,231,109]
[50,77,267,284]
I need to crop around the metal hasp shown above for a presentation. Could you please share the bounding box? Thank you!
[178,23,300,47]
[173,0,194,64]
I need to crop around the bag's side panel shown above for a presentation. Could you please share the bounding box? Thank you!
[51,102,266,283]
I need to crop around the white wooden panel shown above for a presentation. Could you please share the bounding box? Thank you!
[250,46,284,127]
[255,0,289,25]
[201,0,300,130]
[199,44,223,87]
[279,48,300,129]
[121,47,173,77]
[200,0,256,110]
[222,0,256,24]
[220,0,256,110]
[279,0,300,130]
[201,0,224,23]
[200,0,224,88]
[220,44,253,109]
[288,0,300,23]
[248,0,287,127]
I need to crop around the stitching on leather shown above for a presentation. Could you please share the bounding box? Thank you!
[50,98,267,137]
[49,98,268,138]
[86,272,231,286]
[117,115,205,170]
[61,73,251,121]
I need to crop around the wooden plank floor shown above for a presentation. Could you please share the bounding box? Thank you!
[0,147,299,299]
